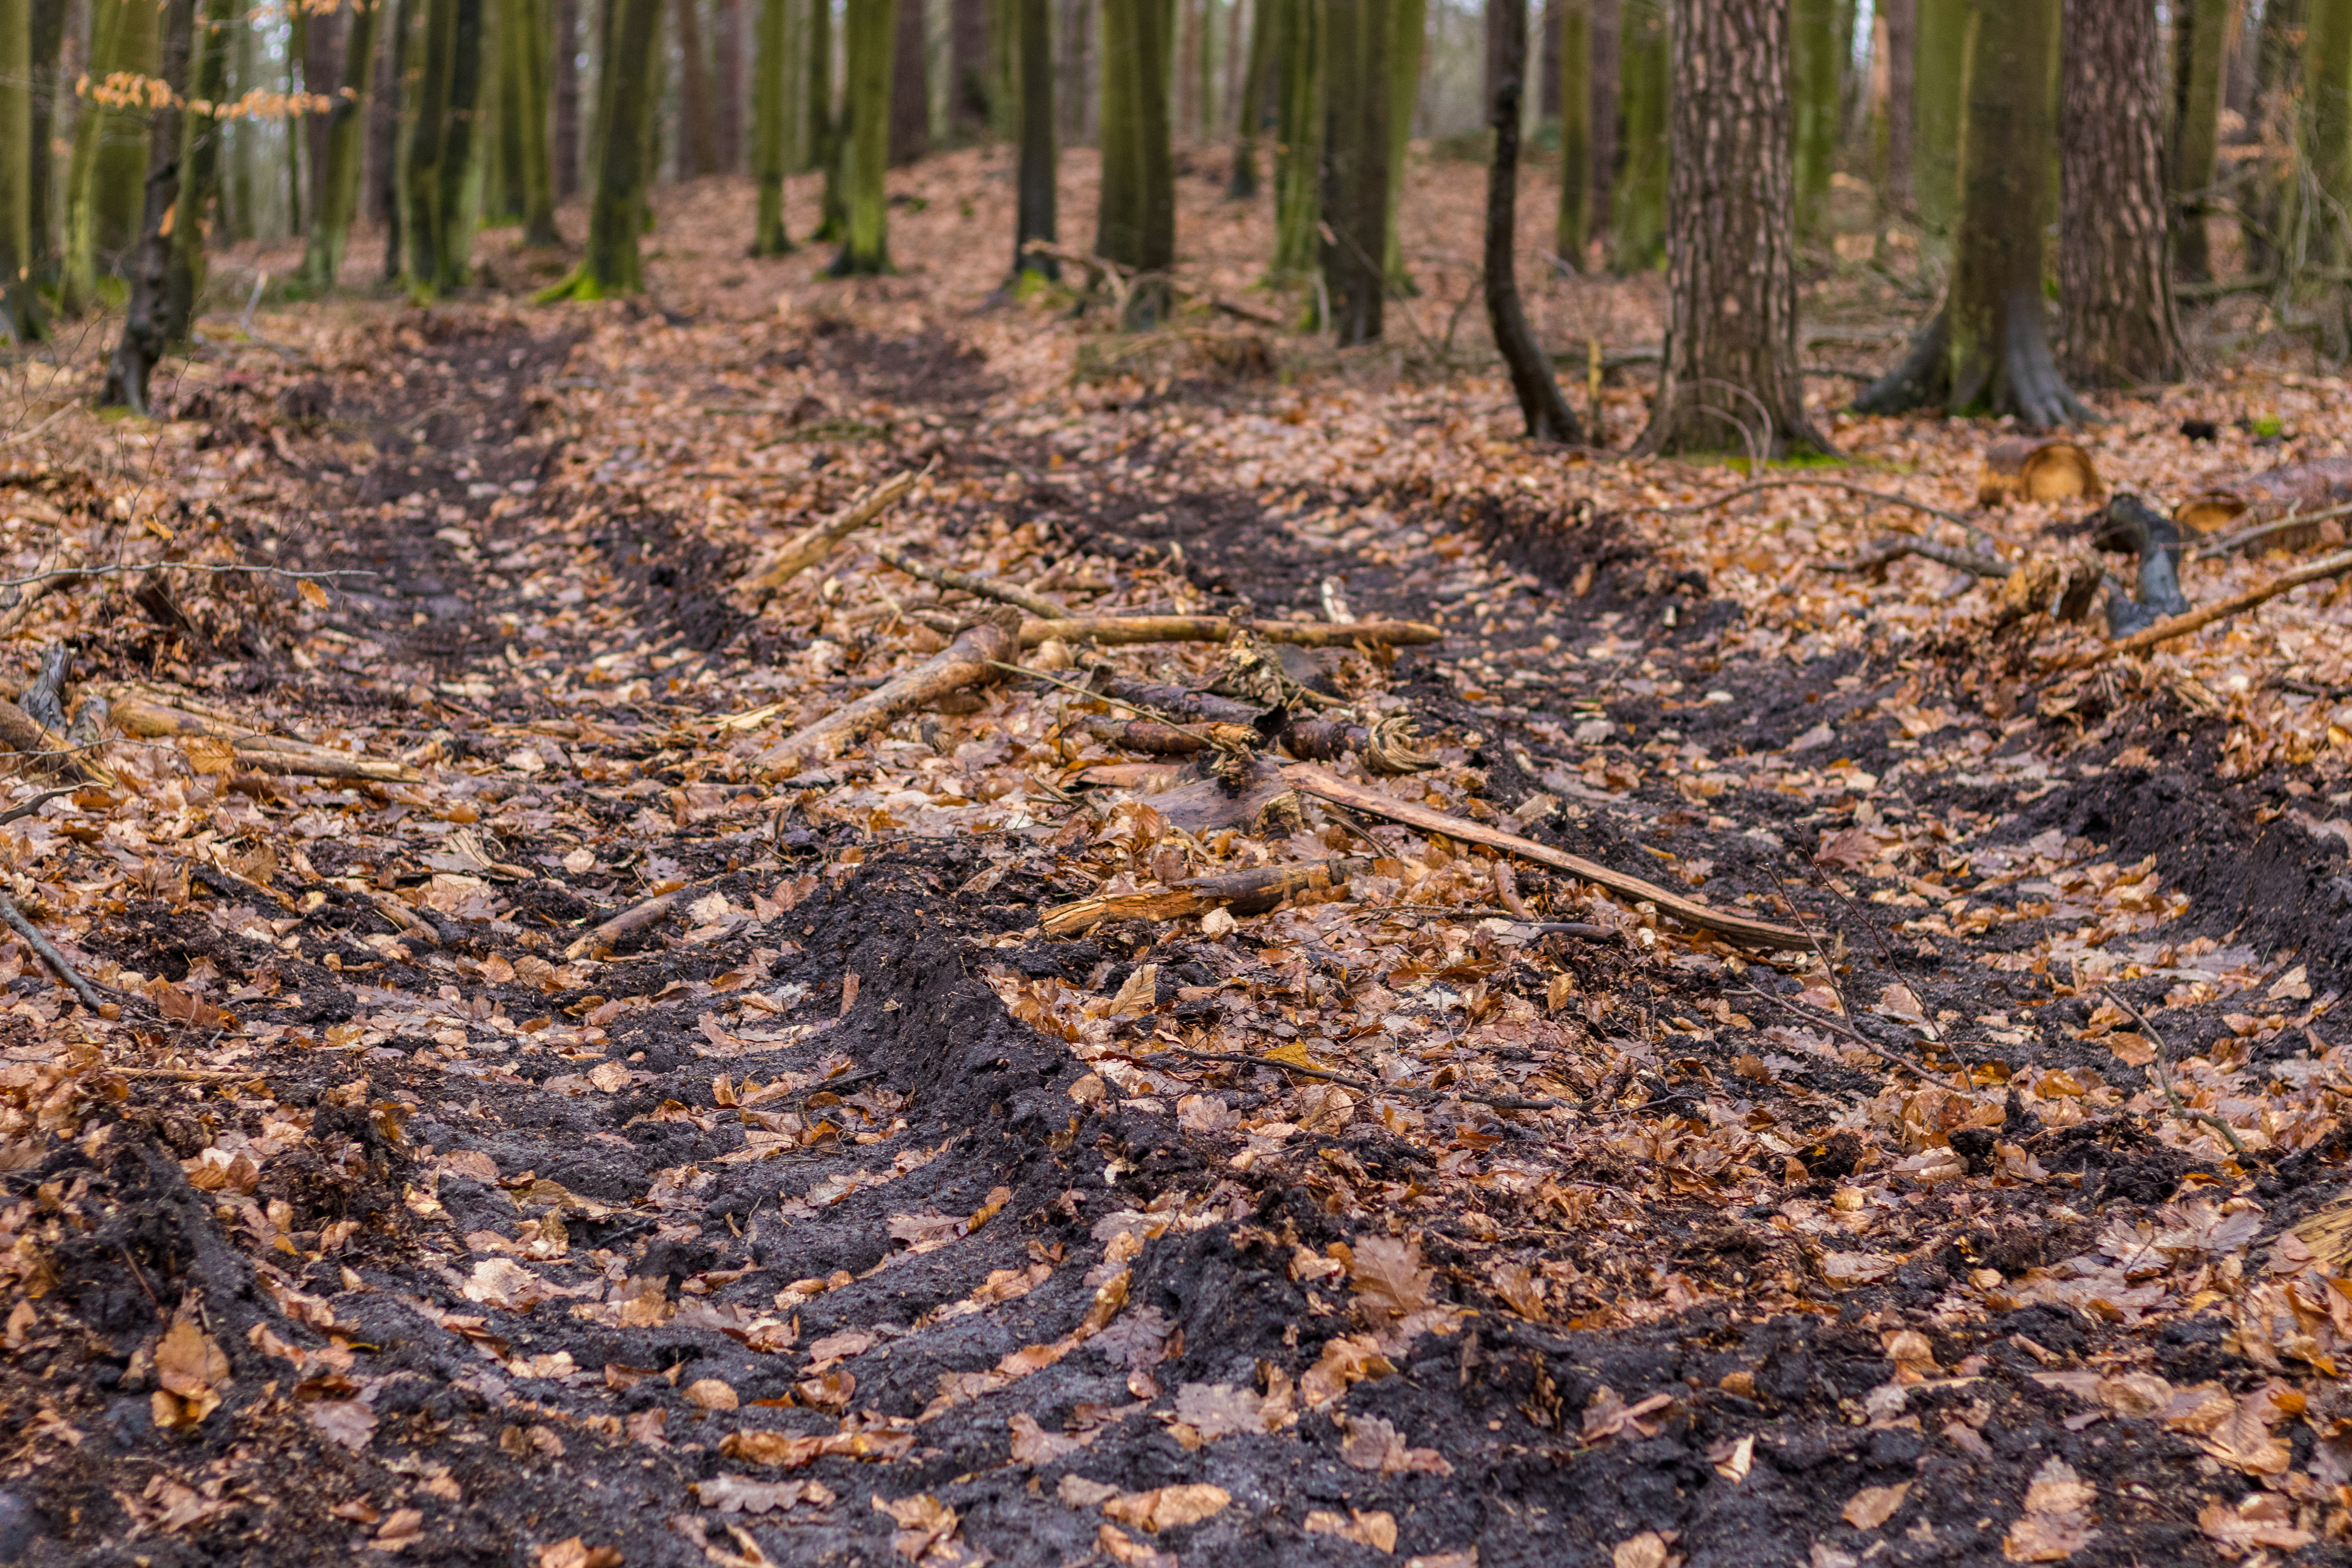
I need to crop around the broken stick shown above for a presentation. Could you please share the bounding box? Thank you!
[747,469,922,597]
[1820,537,2013,579]
[1280,764,1809,949]
[0,893,114,1013]
[1018,615,1441,649]
[759,610,1022,770]
[0,697,113,787]
[563,880,711,961]
[874,545,1071,620]
[2059,545,2352,670]
[1042,857,1367,937]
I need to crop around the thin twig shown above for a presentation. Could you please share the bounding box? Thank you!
[0,893,114,1013]
[1144,1045,1565,1112]
[0,561,376,592]
[2194,499,2352,560]
[2101,989,2247,1156]
[1820,536,2013,579]
[990,660,1220,747]
[1622,477,1971,526]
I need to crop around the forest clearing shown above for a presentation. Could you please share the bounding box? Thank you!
[9,0,2352,1564]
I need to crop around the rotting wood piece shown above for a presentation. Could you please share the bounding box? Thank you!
[1821,536,2012,579]
[1019,615,1441,649]
[1977,437,2102,506]
[759,610,1020,769]
[2058,546,2352,670]
[2174,456,2352,541]
[98,686,422,782]
[563,879,712,961]
[1042,856,1368,936]
[0,698,114,787]
[746,468,921,597]
[1078,715,1255,755]
[1090,675,1436,774]
[1135,760,1301,836]
[1280,764,1811,949]
[875,544,1072,620]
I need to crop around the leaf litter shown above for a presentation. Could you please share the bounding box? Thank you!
[3,151,2352,1565]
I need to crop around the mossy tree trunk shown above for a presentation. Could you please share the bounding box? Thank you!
[434,0,486,286]
[1097,0,1172,323]
[1857,0,2086,428]
[542,0,657,293]
[1319,0,1387,344]
[1608,0,1664,270]
[231,7,262,241]
[404,0,457,291]
[751,0,792,250]
[715,0,743,168]
[1011,0,1055,274]
[1640,0,1820,455]
[1380,0,1421,293]
[381,0,413,278]
[890,0,926,164]
[1910,0,1962,230]
[1878,0,1911,212]
[303,0,386,286]
[806,0,833,170]
[2247,0,2302,276]
[1790,0,1834,241]
[833,0,896,271]
[554,0,580,196]
[1229,0,1271,194]
[26,0,66,290]
[675,0,718,174]
[64,0,155,310]
[2169,0,2227,280]
[102,0,192,413]
[1269,0,1321,277]
[2059,0,2176,386]
[0,0,40,342]
[1554,0,1589,268]
[165,0,233,342]
[2305,0,2352,265]
[508,0,558,240]
[1484,0,1579,441]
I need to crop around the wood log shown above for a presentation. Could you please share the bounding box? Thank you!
[1135,760,1301,835]
[100,687,421,782]
[875,544,1071,619]
[1280,763,1810,949]
[0,698,114,787]
[563,881,706,960]
[2059,546,2352,670]
[1080,715,1232,755]
[746,470,920,596]
[1977,437,2102,506]
[758,610,1020,769]
[1018,615,1442,649]
[1042,857,1368,937]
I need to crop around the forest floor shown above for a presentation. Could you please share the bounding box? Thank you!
[2,145,2352,1568]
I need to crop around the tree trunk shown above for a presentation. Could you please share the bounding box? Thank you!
[165,0,232,341]
[1096,0,1170,323]
[381,0,412,278]
[835,0,895,270]
[234,7,264,241]
[1586,0,1614,238]
[303,0,386,285]
[2306,0,2352,265]
[1608,0,1664,270]
[2169,0,2226,280]
[1791,0,1834,241]
[554,0,580,196]
[436,0,485,284]
[1177,0,1201,138]
[951,0,991,135]
[1319,0,1387,345]
[102,0,191,413]
[1535,0,1557,120]
[714,0,742,168]
[66,0,155,309]
[405,0,456,289]
[1011,0,1055,274]
[890,0,926,164]
[1879,0,1911,212]
[1269,0,1321,277]
[751,0,791,250]
[1485,0,1580,442]
[1554,0,1588,267]
[366,0,403,236]
[674,0,716,174]
[2059,0,2176,385]
[0,0,39,342]
[1230,0,1271,194]
[1857,0,2085,428]
[495,0,529,218]
[288,5,307,232]
[1911,0,1962,230]
[805,0,833,170]
[544,0,656,292]
[1639,0,1821,455]
[511,0,558,238]
[2248,0,2301,276]
[25,0,66,289]
[305,2,340,221]
[1381,0,1422,292]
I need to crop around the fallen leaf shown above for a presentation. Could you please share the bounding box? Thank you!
[1100,1484,1231,1532]
[1307,1508,1401,1552]
[1841,1483,1910,1532]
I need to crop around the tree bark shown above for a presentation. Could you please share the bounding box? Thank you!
[101,0,191,413]
[1791,0,1835,241]
[0,0,38,342]
[553,0,580,196]
[1381,0,1422,292]
[1319,0,1387,345]
[1609,0,1664,270]
[511,0,558,238]
[2059,0,2177,385]
[1585,0,1615,238]
[2248,0,2301,276]
[405,0,455,289]
[714,0,743,169]
[303,0,386,285]
[1554,0,1589,267]
[890,0,927,164]
[1857,0,2085,428]
[834,0,897,270]
[805,0,833,170]
[164,0,231,342]
[1011,0,1055,274]
[674,0,717,174]
[1639,0,1822,456]
[543,0,658,294]
[751,0,792,250]
[1879,0,1911,212]
[25,0,66,289]
[1485,0,1581,443]
[1911,0,1962,230]
[1536,0,1558,119]
[379,0,411,278]
[305,2,340,221]
[232,6,263,241]
[2169,0,2226,280]
[1176,0,1201,138]
[1095,0,1172,323]
[1230,0,1271,193]
[951,0,992,135]
[2307,0,2352,265]
[1269,0,1321,277]
[434,0,484,284]
[62,0,151,310]
[1058,0,1087,144]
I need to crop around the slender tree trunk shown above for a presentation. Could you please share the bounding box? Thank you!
[1320,0,1387,344]
[26,0,66,289]
[714,0,742,167]
[752,0,789,248]
[543,0,655,291]
[2059,0,2176,384]
[674,0,715,173]
[302,0,385,284]
[433,0,484,285]
[2169,0,2226,280]
[1879,0,1911,212]
[1097,0,1170,322]
[1911,0,1962,231]
[1177,0,1200,138]
[366,0,401,233]
[512,0,557,238]
[834,0,895,269]
[1269,0,1321,276]
[494,0,527,219]
[165,0,231,342]
[1554,0,1588,267]
[1858,0,2085,427]
[383,0,412,277]
[805,0,832,171]
[405,0,454,290]
[949,0,989,135]
[0,0,40,341]
[288,4,307,232]
[235,7,265,242]
[73,0,154,293]
[1586,0,1614,238]
[1608,0,1663,270]
[1790,0,1833,241]
[305,1,339,220]
[1059,0,1088,144]
[2248,0,2300,276]
[1011,0,1054,272]
[553,0,579,195]
[1230,0,1270,193]
[890,0,926,163]
[1099,0,1138,258]
[103,0,191,412]
[2307,0,2352,265]
[1485,0,1579,442]
[1381,0,1421,292]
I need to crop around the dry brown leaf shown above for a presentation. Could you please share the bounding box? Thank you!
[1307,1509,1401,1552]
[683,1378,739,1411]
[534,1539,622,1568]
[1611,1533,1679,1568]
[2198,1493,2315,1553]
[1348,1234,1436,1327]
[2001,1458,2098,1562]
[1840,1482,1910,1532]
[1100,1484,1231,1532]
[873,1492,959,1561]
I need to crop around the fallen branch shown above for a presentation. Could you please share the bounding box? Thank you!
[746,468,922,597]
[0,893,114,1013]
[1018,615,1441,649]
[760,611,1021,770]
[1623,477,1971,527]
[874,544,1070,620]
[2194,499,2352,560]
[2102,989,2247,1156]
[1280,763,1809,949]
[1820,536,2013,579]
[1145,1045,1565,1112]
[1021,241,1286,327]
[2058,546,2352,670]
[0,699,114,787]
[563,880,711,962]
[1042,857,1367,937]
[100,687,422,782]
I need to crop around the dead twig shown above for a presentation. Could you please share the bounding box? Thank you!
[2194,498,2352,560]
[1144,1045,1565,1112]
[1016,614,1442,649]
[2101,989,2248,1156]
[1042,857,1366,936]
[1623,477,1971,527]
[2059,546,2352,670]
[0,893,115,1013]
[1820,537,2013,579]
[746,467,926,597]
[875,544,1070,620]
[760,611,1021,771]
